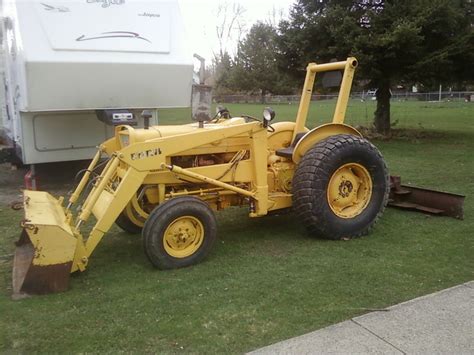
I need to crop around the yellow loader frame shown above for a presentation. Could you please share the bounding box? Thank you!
[14,58,362,296]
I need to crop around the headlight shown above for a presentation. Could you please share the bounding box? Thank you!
[119,132,130,147]
[262,107,275,127]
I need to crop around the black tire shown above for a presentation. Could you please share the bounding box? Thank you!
[115,189,148,234]
[115,211,143,234]
[142,196,217,269]
[292,134,389,240]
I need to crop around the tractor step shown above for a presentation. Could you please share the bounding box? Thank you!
[275,132,306,159]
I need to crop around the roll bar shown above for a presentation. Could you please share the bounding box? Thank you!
[292,57,358,142]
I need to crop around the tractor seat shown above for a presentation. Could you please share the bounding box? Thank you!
[275,132,306,159]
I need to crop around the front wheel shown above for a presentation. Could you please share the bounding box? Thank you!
[115,190,150,234]
[115,210,143,234]
[142,197,217,269]
[292,134,389,239]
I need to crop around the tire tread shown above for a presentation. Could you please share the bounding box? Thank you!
[292,134,389,239]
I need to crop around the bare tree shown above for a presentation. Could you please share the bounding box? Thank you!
[214,2,247,60]
[266,5,285,28]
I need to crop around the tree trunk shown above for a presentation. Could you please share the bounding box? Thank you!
[261,89,266,104]
[374,81,391,134]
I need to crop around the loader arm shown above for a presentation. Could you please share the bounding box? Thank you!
[74,121,270,268]
[14,121,270,296]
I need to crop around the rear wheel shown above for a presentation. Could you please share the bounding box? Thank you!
[292,134,389,239]
[142,197,217,269]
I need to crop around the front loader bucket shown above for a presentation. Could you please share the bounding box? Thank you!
[12,191,78,298]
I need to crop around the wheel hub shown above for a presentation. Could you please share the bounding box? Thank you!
[338,180,353,198]
[164,216,204,258]
[327,163,372,218]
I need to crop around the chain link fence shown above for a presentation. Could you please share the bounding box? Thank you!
[215,91,474,104]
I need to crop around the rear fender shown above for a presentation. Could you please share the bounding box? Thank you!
[292,123,362,164]
[267,122,309,152]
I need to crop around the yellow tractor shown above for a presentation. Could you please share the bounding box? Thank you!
[13,58,391,297]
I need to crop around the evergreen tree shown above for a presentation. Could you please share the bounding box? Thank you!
[231,22,294,102]
[278,0,474,133]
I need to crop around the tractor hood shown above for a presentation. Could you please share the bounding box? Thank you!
[116,117,248,148]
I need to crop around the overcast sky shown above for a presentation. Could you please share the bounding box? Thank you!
[178,0,296,65]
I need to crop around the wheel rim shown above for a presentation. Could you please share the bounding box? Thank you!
[131,193,150,220]
[123,190,150,228]
[163,216,204,258]
[327,163,372,218]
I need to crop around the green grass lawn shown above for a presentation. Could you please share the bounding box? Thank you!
[0,100,473,353]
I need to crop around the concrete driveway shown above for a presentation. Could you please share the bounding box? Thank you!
[250,281,474,354]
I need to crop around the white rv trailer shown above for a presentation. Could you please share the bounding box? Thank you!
[1,0,193,164]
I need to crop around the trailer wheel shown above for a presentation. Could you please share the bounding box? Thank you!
[142,197,217,269]
[292,134,389,239]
